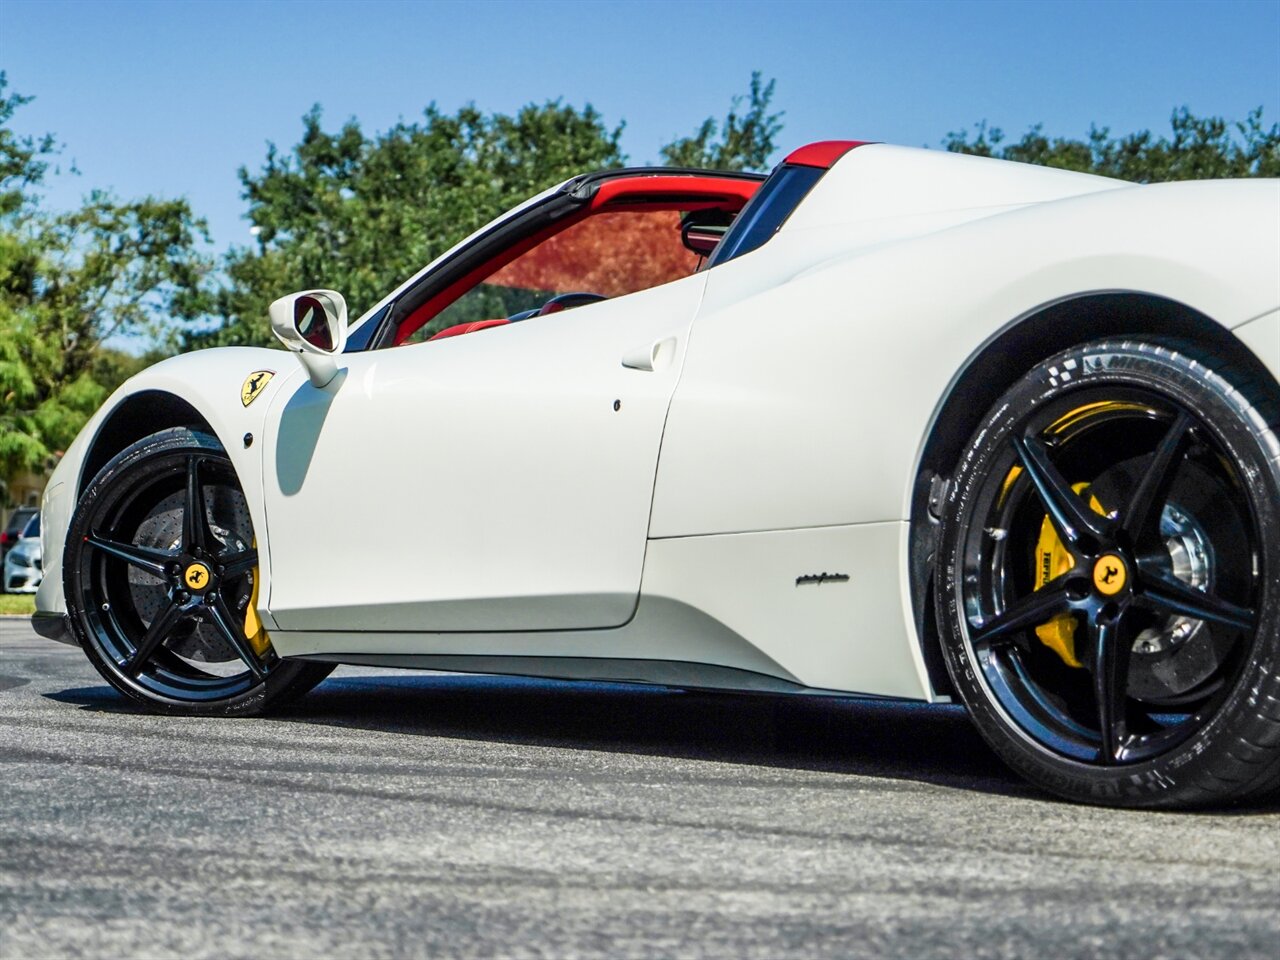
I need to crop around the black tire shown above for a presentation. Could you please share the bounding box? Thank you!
[935,339,1280,808]
[64,427,332,716]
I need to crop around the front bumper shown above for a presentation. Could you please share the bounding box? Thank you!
[31,612,73,646]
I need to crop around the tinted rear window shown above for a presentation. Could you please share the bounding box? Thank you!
[705,164,824,268]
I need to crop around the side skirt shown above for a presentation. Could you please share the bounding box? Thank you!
[289,652,902,700]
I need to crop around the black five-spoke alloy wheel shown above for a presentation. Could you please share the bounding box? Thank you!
[65,428,331,715]
[936,340,1280,807]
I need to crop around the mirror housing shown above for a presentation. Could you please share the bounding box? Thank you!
[269,289,349,389]
[681,209,736,258]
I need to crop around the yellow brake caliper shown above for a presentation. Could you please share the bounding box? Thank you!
[1013,399,1149,668]
[1032,483,1108,668]
[244,540,271,657]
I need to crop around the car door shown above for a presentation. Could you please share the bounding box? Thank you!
[259,271,703,633]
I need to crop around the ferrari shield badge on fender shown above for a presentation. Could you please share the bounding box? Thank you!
[241,370,275,407]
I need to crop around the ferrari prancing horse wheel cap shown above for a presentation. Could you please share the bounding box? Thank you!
[1092,554,1127,596]
[183,562,212,591]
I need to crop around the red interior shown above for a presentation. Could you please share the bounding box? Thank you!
[428,318,513,340]
[397,221,568,345]
[396,174,760,345]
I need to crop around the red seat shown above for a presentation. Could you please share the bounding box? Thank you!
[427,318,510,341]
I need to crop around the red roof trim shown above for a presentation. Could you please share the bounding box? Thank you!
[783,140,872,169]
[589,175,760,210]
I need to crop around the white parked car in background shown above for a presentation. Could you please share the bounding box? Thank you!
[4,512,42,594]
[28,141,1280,808]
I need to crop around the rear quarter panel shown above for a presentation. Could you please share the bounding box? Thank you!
[646,178,1279,695]
[653,179,1280,536]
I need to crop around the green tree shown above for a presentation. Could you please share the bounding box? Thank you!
[199,100,626,348]
[944,107,1280,181]
[660,71,784,171]
[199,74,784,348]
[0,73,212,491]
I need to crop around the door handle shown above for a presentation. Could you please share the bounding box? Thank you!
[622,337,677,372]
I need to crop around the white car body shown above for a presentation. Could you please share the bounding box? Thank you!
[34,143,1280,703]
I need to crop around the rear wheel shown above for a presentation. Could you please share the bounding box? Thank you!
[936,340,1280,807]
[64,428,332,716]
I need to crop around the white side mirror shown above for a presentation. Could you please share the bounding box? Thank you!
[268,289,349,389]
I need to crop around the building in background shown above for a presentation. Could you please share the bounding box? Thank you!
[2,470,48,529]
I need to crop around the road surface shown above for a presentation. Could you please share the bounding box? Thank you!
[2,619,1277,958]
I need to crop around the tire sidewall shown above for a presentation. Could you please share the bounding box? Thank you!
[936,341,1280,807]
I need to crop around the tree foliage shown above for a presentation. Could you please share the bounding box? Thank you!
[660,72,784,172]
[200,101,627,348]
[944,107,1280,181]
[0,73,212,491]
[201,75,785,348]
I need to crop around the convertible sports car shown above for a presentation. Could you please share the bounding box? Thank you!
[31,141,1280,808]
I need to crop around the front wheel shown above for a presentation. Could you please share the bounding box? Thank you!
[64,427,332,716]
[935,340,1280,807]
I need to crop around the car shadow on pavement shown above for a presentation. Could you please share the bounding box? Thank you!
[362,673,1039,794]
[47,671,1280,810]
[48,669,1036,799]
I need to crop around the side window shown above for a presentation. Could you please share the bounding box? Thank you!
[400,210,701,345]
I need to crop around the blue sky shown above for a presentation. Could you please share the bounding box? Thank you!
[4,0,1278,254]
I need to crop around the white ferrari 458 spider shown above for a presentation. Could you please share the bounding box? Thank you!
[31,141,1280,807]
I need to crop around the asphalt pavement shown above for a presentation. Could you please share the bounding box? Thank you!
[2,617,1278,959]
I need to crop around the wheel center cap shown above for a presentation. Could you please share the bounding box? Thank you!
[183,561,212,592]
[1092,553,1128,596]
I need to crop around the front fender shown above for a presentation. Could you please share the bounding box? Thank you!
[36,347,295,623]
